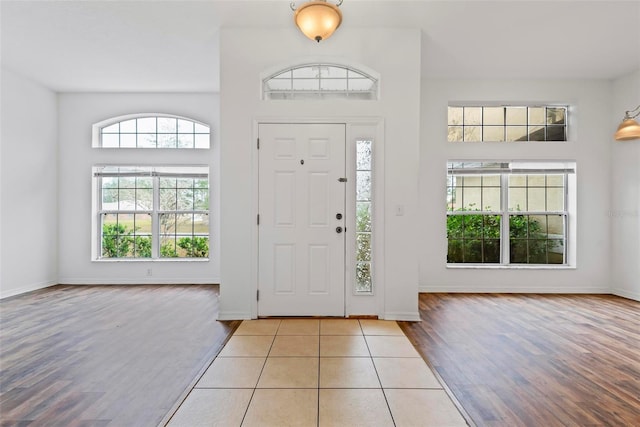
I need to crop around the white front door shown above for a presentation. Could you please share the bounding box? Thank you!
[258,123,346,316]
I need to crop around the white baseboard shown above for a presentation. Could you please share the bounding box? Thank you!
[419,284,611,294]
[58,277,220,285]
[383,311,421,321]
[611,288,640,302]
[0,279,57,300]
[217,311,253,321]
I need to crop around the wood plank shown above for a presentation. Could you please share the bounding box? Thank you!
[399,293,640,427]
[0,285,239,426]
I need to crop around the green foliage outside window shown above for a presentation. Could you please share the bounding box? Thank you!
[102,224,208,258]
[356,203,371,232]
[102,223,133,257]
[160,237,208,258]
[447,213,501,263]
[178,237,209,257]
[161,243,178,258]
[102,223,151,258]
[134,236,152,258]
[355,202,372,292]
[447,209,561,264]
[509,215,562,264]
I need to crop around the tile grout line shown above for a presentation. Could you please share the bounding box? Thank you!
[172,319,453,426]
[362,320,398,427]
[238,319,280,427]
[161,318,243,427]
[398,322,473,426]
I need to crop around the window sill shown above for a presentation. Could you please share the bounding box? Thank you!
[447,140,571,144]
[446,264,575,270]
[93,258,209,262]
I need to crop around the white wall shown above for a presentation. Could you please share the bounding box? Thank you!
[611,69,640,301]
[57,93,220,285]
[420,79,612,293]
[0,67,58,298]
[2,41,629,306]
[219,28,421,320]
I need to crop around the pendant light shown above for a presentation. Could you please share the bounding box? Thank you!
[291,0,343,43]
[614,105,640,141]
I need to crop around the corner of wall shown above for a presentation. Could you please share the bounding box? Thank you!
[0,67,59,298]
[609,68,640,302]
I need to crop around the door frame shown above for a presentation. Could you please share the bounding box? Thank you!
[251,117,385,319]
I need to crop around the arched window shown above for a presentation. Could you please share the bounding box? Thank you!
[94,114,210,149]
[262,64,378,100]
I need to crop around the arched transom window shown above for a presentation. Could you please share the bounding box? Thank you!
[96,115,210,149]
[263,64,378,100]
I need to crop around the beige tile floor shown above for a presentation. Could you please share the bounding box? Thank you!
[166,319,467,427]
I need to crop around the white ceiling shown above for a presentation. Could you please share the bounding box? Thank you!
[2,0,639,92]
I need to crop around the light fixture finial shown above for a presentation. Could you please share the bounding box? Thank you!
[291,0,343,43]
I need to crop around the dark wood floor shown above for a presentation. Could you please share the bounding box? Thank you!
[3,289,639,427]
[399,293,640,427]
[0,285,239,427]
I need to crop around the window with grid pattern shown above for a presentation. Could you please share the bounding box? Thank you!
[263,64,378,100]
[448,106,567,142]
[447,162,573,265]
[95,166,209,259]
[98,115,210,148]
[355,140,373,293]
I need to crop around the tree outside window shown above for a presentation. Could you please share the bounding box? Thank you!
[96,166,209,260]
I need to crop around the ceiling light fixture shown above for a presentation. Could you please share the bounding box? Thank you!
[614,105,640,141]
[291,0,343,43]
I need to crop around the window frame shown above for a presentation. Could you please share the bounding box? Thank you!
[93,114,211,149]
[446,161,574,267]
[447,105,568,143]
[505,173,569,265]
[93,165,210,261]
[355,139,374,294]
[262,63,379,100]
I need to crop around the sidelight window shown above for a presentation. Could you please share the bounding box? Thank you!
[355,140,373,293]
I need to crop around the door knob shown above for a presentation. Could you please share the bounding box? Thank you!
[336,227,343,233]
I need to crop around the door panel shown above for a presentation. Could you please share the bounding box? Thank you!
[258,123,346,316]
[308,172,329,226]
[274,244,295,294]
[274,172,295,226]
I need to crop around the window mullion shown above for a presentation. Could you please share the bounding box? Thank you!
[501,173,510,265]
[97,177,103,258]
[564,173,569,263]
[152,176,160,258]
